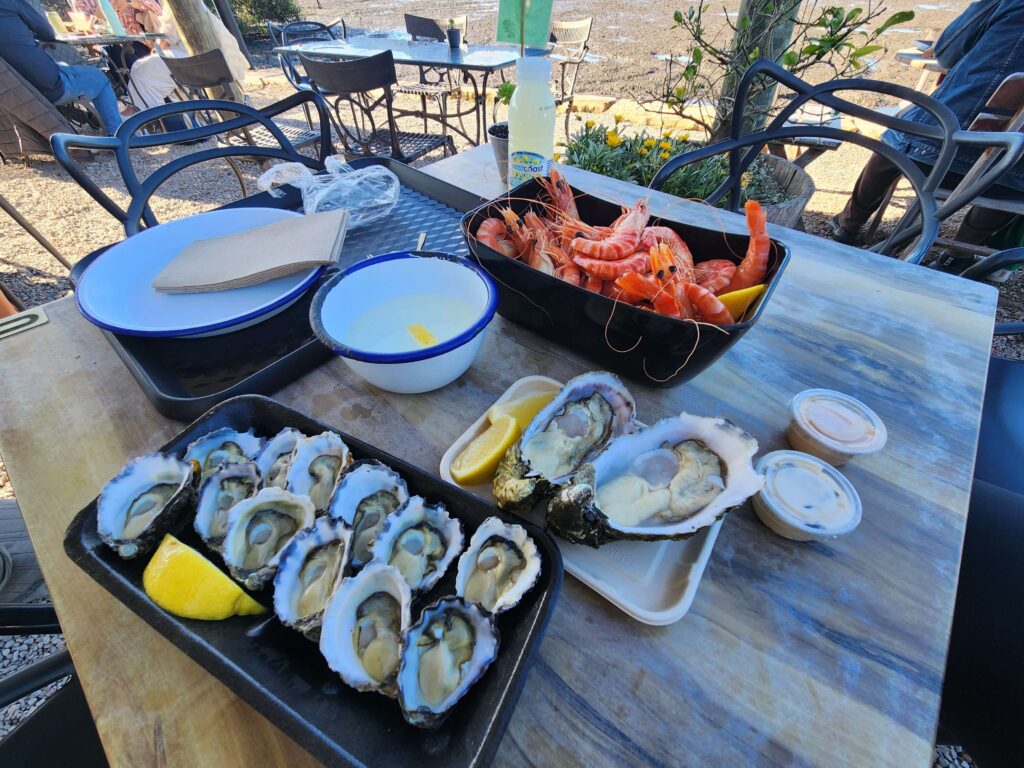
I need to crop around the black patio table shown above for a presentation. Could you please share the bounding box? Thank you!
[273,37,549,146]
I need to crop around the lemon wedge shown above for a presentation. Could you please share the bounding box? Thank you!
[407,323,438,348]
[143,534,266,620]
[451,415,520,486]
[717,284,766,320]
[486,390,557,428]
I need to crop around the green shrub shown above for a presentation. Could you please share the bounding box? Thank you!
[230,0,300,37]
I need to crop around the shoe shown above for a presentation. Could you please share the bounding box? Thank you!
[931,251,977,275]
[829,215,862,246]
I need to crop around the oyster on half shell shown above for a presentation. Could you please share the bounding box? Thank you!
[97,453,195,559]
[256,427,306,489]
[286,431,352,513]
[493,371,637,511]
[546,413,763,547]
[184,428,264,482]
[221,487,315,589]
[319,561,412,696]
[327,460,409,569]
[371,496,463,594]
[396,597,499,728]
[193,461,260,550]
[455,517,541,614]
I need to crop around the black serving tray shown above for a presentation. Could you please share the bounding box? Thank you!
[71,159,487,422]
[461,177,791,387]
[63,395,563,768]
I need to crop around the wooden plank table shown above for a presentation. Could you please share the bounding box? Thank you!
[0,145,996,766]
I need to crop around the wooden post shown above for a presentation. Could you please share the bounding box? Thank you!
[209,0,254,68]
[164,0,245,100]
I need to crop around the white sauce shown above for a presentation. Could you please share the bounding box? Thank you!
[344,294,477,353]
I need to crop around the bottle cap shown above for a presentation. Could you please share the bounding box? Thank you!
[786,389,887,465]
[516,56,551,80]
[752,450,862,541]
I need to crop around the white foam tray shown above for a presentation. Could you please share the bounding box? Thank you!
[439,375,723,626]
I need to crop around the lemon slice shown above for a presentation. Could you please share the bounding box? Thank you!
[143,534,266,620]
[407,323,438,348]
[486,390,557,428]
[451,415,520,486]
[717,284,766,320]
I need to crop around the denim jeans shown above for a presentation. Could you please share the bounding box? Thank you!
[54,63,122,135]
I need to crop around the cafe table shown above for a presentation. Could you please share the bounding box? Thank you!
[55,32,165,47]
[0,145,997,766]
[273,38,546,147]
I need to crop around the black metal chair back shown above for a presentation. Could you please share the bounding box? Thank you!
[274,21,347,92]
[161,49,236,100]
[650,60,1024,263]
[404,14,467,41]
[50,91,332,239]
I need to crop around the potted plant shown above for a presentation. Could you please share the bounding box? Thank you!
[488,81,515,184]
[446,19,461,49]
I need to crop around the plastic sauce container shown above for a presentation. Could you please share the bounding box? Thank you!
[786,389,887,465]
[753,451,862,541]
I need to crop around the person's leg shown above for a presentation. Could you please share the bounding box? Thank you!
[56,65,123,135]
[833,153,905,241]
[931,204,1018,273]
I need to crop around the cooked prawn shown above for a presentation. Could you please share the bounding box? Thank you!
[573,249,651,280]
[536,167,580,221]
[475,218,517,260]
[570,200,650,261]
[693,259,737,294]
[723,199,770,293]
[683,281,735,325]
[641,226,694,272]
[650,243,694,320]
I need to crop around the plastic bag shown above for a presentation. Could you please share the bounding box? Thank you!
[256,156,400,228]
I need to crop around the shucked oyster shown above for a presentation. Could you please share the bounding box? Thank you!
[320,561,412,696]
[547,413,763,547]
[222,487,315,589]
[396,597,499,728]
[327,460,409,569]
[185,428,264,482]
[286,431,352,513]
[273,516,352,639]
[97,453,195,559]
[455,517,541,614]
[256,427,306,489]
[193,461,260,550]
[493,371,637,510]
[371,496,463,594]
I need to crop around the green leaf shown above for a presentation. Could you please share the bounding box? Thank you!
[875,10,915,35]
[845,7,863,23]
[674,10,683,24]
[801,43,822,55]
[851,44,883,57]
[739,14,750,32]
[692,47,703,65]
[782,50,799,68]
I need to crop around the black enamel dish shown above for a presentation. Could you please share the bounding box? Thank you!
[63,395,563,768]
[460,177,791,387]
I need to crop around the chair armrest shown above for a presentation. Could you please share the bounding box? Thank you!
[960,247,1024,337]
[0,604,61,635]
[0,649,74,709]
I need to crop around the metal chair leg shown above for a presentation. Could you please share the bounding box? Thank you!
[0,193,71,270]
[864,179,898,242]
[225,158,247,196]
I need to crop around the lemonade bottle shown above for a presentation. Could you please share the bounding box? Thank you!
[507,57,555,188]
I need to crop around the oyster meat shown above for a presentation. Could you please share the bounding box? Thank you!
[396,597,499,728]
[256,427,306,489]
[285,431,352,513]
[193,461,260,549]
[97,453,195,559]
[455,517,541,614]
[547,413,764,546]
[273,517,352,639]
[371,496,463,594]
[327,460,409,568]
[319,561,412,696]
[184,428,264,481]
[221,487,316,589]
[493,371,637,510]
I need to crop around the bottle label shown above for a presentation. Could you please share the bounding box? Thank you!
[508,151,551,187]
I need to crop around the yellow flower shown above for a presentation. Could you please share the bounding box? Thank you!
[614,114,624,124]
[663,130,673,139]
[606,130,623,148]
[639,147,649,156]
[678,132,691,142]
[554,152,562,162]
[643,138,656,148]
[660,151,670,160]
[585,119,595,129]
[659,140,673,150]
[741,172,752,188]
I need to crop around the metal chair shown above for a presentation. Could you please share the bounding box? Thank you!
[0,57,79,161]
[267,18,346,48]
[394,14,468,137]
[50,91,333,249]
[300,51,455,163]
[549,18,593,135]
[650,60,1024,264]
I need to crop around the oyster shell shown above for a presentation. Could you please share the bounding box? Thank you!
[493,371,637,510]
[547,413,763,546]
[193,461,260,549]
[256,427,306,489]
[396,597,499,728]
[184,428,264,481]
[327,460,409,568]
[221,487,316,589]
[285,431,352,513]
[319,561,412,696]
[371,496,463,594]
[97,453,195,559]
[455,517,541,614]
[273,517,352,639]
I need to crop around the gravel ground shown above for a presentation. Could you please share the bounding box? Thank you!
[0,632,68,740]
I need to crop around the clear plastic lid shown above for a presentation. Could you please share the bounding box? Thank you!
[516,56,551,80]
[789,389,887,456]
[755,450,862,537]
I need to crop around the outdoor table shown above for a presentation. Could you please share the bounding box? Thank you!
[55,32,165,47]
[894,46,947,93]
[0,145,997,766]
[273,38,547,146]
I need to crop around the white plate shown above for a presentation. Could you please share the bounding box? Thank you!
[75,208,323,338]
[439,375,723,625]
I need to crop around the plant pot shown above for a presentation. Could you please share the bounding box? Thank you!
[488,122,509,185]
[447,28,461,49]
[757,154,815,229]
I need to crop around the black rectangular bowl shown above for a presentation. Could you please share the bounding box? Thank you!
[460,177,791,387]
[63,395,563,768]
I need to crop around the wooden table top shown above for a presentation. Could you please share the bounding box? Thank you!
[0,145,996,767]
[55,32,164,46]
